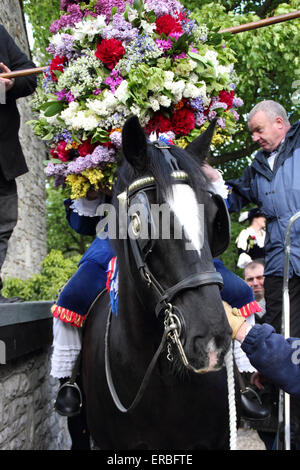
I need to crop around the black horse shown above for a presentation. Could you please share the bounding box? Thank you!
[82,116,233,450]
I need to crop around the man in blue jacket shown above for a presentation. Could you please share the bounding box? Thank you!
[202,99,300,448]
[0,25,37,302]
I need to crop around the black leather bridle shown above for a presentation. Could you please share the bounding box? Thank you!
[122,170,224,320]
[105,151,225,413]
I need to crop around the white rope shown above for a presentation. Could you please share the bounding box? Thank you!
[225,342,237,450]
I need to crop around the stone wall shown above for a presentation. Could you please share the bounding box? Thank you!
[0,350,71,450]
[0,302,72,450]
[0,0,47,279]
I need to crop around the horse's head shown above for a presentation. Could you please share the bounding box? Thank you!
[111,115,232,373]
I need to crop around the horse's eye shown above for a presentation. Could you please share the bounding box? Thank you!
[131,213,141,236]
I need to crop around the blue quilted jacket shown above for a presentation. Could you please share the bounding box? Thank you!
[227,121,300,277]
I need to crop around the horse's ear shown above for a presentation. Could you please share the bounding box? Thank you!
[186,118,217,163]
[122,115,148,172]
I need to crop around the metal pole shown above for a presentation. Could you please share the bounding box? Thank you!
[277,211,300,450]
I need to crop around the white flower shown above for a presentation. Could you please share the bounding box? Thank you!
[188,59,198,71]
[164,71,175,86]
[168,79,185,101]
[73,16,106,41]
[204,50,219,67]
[126,7,139,22]
[130,104,142,116]
[183,83,203,99]
[157,95,171,108]
[61,101,80,126]
[50,32,64,47]
[140,20,156,35]
[114,80,129,103]
[217,64,233,78]
[149,96,160,112]
[71,111,98,131]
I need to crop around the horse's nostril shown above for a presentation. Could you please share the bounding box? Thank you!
[214,335,225,350]
[193,336,204,354]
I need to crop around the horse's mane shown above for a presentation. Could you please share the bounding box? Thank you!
[113,141,210,204]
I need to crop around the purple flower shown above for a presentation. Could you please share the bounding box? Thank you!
[49,4,83,33]
[155,38,173,51]
[195,113,207,126]
[189,97,204,113]
[45,161,66,177]
[232,97,244,108]
[90,145,115,165]
[169,31,183,40]
[54,89,75,103]
[53,130,73,144]
[230,109,240,121]
[102,13,138,43]
[109,131,122,149]
[60,0,80,12]
[217,117,226,129]
[104,69,123,93]
[174,52,187,60]
[95,0,133,23]
[144,0,182,17]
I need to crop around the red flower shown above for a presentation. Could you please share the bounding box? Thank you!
[95,39,125,70]
[144,112,173,135]
[50,141,70,162]
[171,107,195,136]
[155,14,183,37]
[50,56,66,82]
[78,138,96,157]
[218,90,234,109]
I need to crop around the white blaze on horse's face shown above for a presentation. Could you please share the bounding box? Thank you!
[167,184,204,254]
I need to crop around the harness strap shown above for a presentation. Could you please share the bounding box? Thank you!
[105,306,170,413]
[155,271,224,317]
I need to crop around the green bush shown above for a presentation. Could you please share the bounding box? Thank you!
[2,250,80,301]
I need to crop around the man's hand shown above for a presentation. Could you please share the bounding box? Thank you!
[201,162,221,182]
[251,371,269,390]
[0,62,15,91]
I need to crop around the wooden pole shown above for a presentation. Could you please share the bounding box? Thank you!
[0,11,299,79]
[219,10,300,34]
[0,66,47,79]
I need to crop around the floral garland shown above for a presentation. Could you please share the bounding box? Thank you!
[29,0,244,199]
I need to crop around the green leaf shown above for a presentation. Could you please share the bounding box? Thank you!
[43,101,64,117]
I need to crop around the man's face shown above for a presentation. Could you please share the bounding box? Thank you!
[248,110,287,152]
[244,264,265,301]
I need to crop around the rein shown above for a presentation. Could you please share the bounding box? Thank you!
[104,303,179,413]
